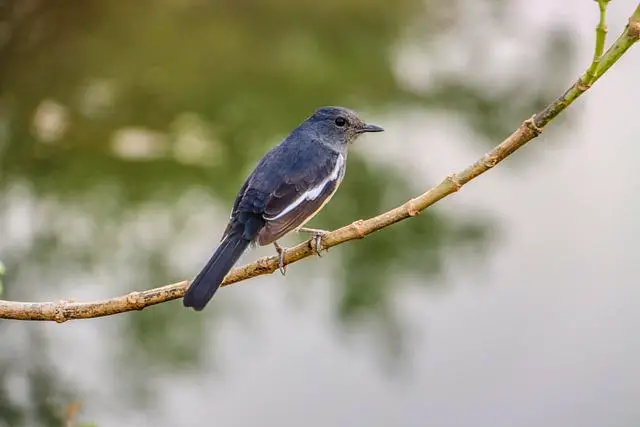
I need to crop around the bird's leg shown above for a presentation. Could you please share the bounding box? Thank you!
[296,227,330,256]
[273,241,287,275]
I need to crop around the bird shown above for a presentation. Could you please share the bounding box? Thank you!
[183,106,384,311]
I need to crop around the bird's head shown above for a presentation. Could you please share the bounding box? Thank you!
[303,106,384,149]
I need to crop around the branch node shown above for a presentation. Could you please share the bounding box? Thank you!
[576,78,591,92]
[524,115,543,136]
[126,291,146,310]
[54,301,68,323]
[629,17,640,39]
[406,199,421,217]
[483,154,498,169]
[350,220,366,239]
[446,174,462,191]
[258,257,273,271]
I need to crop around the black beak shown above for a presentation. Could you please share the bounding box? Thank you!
[358,123,384,133]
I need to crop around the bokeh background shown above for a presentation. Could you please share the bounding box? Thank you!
[1,0,639,426]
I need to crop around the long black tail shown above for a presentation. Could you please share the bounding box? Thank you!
[183,233,250,311]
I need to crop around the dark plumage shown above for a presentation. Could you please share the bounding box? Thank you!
[183,106,384,311]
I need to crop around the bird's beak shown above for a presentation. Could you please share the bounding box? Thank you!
[358,123,384,133]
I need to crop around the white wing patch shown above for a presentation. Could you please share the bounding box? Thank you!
[264,154,344,221]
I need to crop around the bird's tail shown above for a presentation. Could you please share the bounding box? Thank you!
[183,233,250,311]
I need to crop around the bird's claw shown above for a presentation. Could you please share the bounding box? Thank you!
[311,232,326,256]
[278,250,286,275]
[296,227,328,256]
[273,242,287,275]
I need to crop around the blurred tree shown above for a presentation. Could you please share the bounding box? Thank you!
[0,0,574,424]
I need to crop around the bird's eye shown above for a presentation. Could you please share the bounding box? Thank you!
[335,117,347,127]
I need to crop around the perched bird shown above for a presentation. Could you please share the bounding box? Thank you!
[183,106,384,311]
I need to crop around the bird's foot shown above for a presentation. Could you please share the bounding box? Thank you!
[273,241,287,275]
[297,227,329,256]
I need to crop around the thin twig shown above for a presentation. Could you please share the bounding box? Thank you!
[584,0,610,85]
[1,3,639,322]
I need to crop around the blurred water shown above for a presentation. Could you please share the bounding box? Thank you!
[1,0,639,426]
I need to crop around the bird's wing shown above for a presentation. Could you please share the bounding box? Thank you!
[221,175,252,241]
[256,148,345,246]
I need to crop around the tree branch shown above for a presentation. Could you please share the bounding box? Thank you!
[2,3,639,322]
